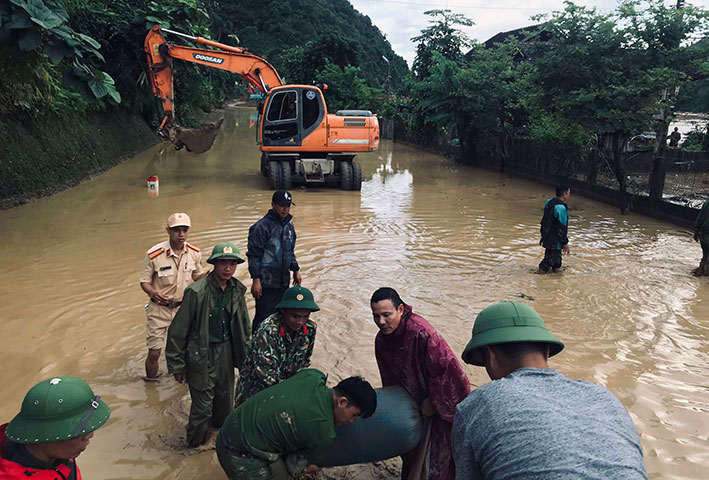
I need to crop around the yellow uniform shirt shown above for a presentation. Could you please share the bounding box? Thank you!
[140,240,204,348]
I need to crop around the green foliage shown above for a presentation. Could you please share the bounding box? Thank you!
[527,114,593,158]
[401,0,709,182]
[0,0,119,118]
[676,78,709,112]
[279,32,361,85]
[205,0,407,91]
[60,0,222,127]
[411,9,474,78]
[0,109,155,202]
[312,59,396,116]
[681,125,708,152]
[406,40,532,153]
[315,60,368,111]
[528,3,659,134]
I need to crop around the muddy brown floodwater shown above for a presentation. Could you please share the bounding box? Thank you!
[1,107,708,480]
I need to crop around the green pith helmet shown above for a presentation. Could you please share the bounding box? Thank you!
[207,242,245,264]
[275,286,320,311]
[6,377,111,444]
[461,301,564,366]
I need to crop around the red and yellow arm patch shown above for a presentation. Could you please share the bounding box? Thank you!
[148,247,164,259]
[187,243,200,252]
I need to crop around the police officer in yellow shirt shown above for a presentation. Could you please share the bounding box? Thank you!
[140,213,206,381]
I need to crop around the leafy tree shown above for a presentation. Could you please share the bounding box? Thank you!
[676,77,709,112]
[61,0,233,127]
[315,59,369,111]
[206,0,407,91]
[461,42,535,171]
[617,0,709,200]
[411,9,473,78]
[279,31,361,85]
[0,0,120,118]
[527,2,668,212]
[681,126,707,152]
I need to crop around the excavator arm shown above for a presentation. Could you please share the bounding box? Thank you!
[144,25,283,153]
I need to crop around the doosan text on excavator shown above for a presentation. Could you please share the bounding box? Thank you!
[144,25,380,190]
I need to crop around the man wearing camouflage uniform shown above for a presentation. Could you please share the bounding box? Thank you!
[235,286,320,406]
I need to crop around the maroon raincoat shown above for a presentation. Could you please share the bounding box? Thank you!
[375,304,471,480]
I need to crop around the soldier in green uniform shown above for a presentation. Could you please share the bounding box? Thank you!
[1,376,111,479]
[217,369,377,480]
[235,285,320,406]
[166,242,251,448]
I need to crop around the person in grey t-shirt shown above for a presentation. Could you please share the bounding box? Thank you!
[452,301,647,480]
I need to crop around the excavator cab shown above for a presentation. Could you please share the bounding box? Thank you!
[260,86,325,147]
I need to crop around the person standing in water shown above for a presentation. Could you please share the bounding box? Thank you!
[538,185,570,273]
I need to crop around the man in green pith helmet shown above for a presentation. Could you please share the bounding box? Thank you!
[452,301,647,479]
[235,285,320,406]
[1,376,111,479]
[166,241,251,448]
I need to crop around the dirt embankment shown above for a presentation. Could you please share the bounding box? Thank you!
[0,109,157,209]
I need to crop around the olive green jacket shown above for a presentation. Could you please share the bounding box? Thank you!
[166,273,251,390]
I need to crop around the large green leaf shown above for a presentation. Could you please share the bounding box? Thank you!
[9,0,29,9]
[18,29,41,51]
[44,40,65,63]
[51,24,72,39]
[88,79,108,99]
[77,32,100,49]
[107,87,121,103]
[24,0,65,30]
[5,12,33,30]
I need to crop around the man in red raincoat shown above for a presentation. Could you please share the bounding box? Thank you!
[371,287,471,480]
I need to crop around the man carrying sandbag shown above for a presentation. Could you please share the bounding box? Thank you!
[217,368,376,479]
[371,287,470,480]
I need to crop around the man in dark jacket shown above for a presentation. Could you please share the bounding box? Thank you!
[166,242,251,448]
[538,185,571,273]
[247,190,302,331]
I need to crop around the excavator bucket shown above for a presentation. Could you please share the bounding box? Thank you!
[169,118,224,154]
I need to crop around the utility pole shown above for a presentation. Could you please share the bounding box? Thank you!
[649,0,683,202]
[382,55,391,95]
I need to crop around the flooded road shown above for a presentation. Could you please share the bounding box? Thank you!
[0,107,707,479]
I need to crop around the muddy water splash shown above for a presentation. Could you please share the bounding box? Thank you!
[0,107,707,479]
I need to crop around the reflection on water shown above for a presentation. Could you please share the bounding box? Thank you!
[0,107,707,479]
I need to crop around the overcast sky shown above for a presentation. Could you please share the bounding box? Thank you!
[348,0,709,66]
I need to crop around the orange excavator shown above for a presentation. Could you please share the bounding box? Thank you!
[144,25,379,190]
